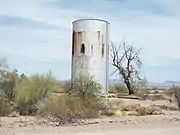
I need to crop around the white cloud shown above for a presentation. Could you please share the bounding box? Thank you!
[0,0,180,81]
[0,27,71,61]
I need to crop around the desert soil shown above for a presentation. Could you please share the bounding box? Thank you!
[1,99,180,135]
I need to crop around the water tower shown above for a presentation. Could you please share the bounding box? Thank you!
[71,19,110,95]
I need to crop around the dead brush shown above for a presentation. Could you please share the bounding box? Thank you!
[37,77,105,125]
[122,104,164,116]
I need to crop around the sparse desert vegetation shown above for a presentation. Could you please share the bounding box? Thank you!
[0,53,180,135]
[0,58,107,124]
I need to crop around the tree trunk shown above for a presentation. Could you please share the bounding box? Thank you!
[124,80,134,95]
[177,97,180,110]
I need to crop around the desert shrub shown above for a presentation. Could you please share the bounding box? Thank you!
[0,69,21,101]
[38,77,104,124]
[100,98,125,117]
[39,94,102,120]
[153,90,160,94]
[150,94,165,101]
[165,89,174,97]
[0,58,20,101]
[109,84,128,94]
[152,87,158,90]
[135,89,166,101]
[0,90,12,116]
[14,72,57,115]
[135,89,148,100]
[122,104,164,116]
[51,80,72,94]
[170,86,180,109]
[72,76,102,97]
[0,98,12,116]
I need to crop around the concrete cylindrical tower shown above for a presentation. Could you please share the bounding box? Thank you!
[71,19,109,95]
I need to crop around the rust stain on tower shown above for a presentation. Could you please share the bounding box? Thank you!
[77,31,82,54]
[101,35,105,57]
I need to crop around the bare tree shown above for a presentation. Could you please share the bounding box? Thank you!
[111,41,147,95]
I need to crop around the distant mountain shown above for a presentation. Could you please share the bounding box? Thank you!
[109,79,180,89]
[164,80,180,84]
[58,78,180,89]
[164,80,175,83]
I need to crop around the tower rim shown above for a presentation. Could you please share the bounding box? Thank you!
[72,19,110,24]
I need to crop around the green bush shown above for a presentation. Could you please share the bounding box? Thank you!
[0,58,20,101]
[14,72,57,115]
[0,69,20,101]
[72,76,102,98]
[38,77,104,124]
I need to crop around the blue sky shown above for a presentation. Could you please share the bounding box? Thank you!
[0,0,180,82]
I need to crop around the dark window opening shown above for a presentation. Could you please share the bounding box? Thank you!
[81,43,85,54]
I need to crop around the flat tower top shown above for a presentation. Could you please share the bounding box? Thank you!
[72,19,110,24]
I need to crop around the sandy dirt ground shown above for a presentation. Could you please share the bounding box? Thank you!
[1,118,180,135]
[1,99,180,135]
[12,125,180,135]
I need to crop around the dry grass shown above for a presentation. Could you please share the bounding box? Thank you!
[100,99,125,117]
[109,84,128,94]
[135,89,168,101]
[37,93,104,125]
[122,104,164,116]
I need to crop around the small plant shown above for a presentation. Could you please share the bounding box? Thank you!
[14,72,57,115]
[71,76,102,98]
